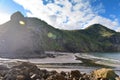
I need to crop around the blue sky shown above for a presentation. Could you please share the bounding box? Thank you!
[0,0,26,15]
[0,0,120,31]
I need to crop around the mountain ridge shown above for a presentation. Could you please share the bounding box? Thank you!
[0,12,120,54]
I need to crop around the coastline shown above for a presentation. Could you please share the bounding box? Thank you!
[0,52,120,79]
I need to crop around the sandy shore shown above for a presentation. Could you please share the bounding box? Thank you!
[0,52,120,76]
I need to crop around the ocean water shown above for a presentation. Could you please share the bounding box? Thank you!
[90,52,120,60]
[75,52,120,67]
[75,52,120,75]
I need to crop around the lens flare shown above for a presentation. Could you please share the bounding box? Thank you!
[47,32,56,39]
[19,20,25,25]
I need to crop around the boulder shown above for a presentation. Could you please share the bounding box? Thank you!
[91,68,118,80]
[46,73,66,80]
[3,62,42,80]
[80,73,90,80]
[40,69,50,79]
[60,71,67,76]
[0,65,9,79]
[49,70,58,75]
[16,75,25,80]
[70,70,82,79]
[116,77,120,80]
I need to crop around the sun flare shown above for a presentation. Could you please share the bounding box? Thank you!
[19,20,25,25]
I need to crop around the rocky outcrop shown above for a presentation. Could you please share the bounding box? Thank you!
[0,62,119,80]
[11,11,24,22]
[0,65,9,79]
[70,70,82,80]
[46,73,66,80]
[0,12,44,58]
[3,62,43,80]
[91,68,119,80]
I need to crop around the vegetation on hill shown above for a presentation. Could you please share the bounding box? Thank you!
[0,12,120,53]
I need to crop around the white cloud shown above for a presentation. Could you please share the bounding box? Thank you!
[84,16,119,29]
[116,28,120,32]
[13,0,120,31]
[0,13,10,24]
[92,3,105,14]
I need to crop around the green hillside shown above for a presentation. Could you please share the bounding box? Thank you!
[1,12,120,53]
[25,17,120,52]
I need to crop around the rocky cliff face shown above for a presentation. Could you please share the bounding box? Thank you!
[0,12,120,56]
[0,12,44,58]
